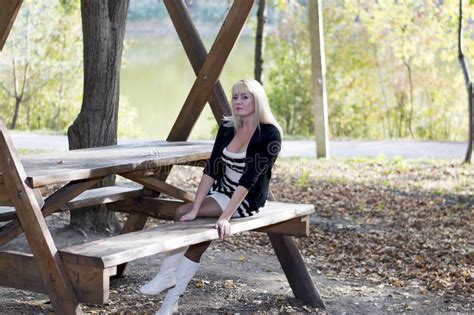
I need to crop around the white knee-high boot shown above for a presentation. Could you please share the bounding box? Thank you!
[139,247,188,295]
[156,256,200,315]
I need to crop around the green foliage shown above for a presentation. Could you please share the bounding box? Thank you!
[267,3,314,136]
[0,0,83,132]
[324,0,474,141]
[266,0,474,141]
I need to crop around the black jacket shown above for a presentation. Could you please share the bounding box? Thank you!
[204,123,281,211]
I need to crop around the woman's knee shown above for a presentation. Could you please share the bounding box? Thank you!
[185,241,212,262]
[174,204,191,221]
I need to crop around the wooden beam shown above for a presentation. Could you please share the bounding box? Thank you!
[63,185,143,211]
[0,0,22,51]
[268,234,326,309]
[0,251,48,294]
[114,170,171,277]
[0,184,12,206]
[123,174,195,202]
[309,0,329,158]
[108,197,183,220]
[0,119,82,314]
[167,0,254,141]
[0,178,103,246]
[256,215,310,237]
[164,0,231,123]
[266,190,325,309]
[0,251,116,304]
[66,263,116,304]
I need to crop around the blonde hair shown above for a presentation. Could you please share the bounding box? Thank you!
[223,79,283,135]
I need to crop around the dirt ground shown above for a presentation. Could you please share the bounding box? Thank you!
[0,216,468,314]
[0,158,472,314]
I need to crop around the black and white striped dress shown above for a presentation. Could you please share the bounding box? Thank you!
[208,147,255,217]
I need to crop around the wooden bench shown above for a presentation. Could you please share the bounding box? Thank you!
[2,202,314,305]
[0,186,144,222]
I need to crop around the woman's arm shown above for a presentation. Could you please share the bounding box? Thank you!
[215,185,249,240]
[179,174,214,221]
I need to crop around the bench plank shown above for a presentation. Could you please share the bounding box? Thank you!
[60,202,314,269]
[0,206,15,221]
[62,185,144,210]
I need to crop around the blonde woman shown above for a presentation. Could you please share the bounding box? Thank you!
[140,79,283,314]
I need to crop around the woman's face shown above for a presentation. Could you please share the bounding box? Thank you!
[232,89,255,119]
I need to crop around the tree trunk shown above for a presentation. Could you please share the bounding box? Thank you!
[309,0,329,158]
[458,0,473,163]
[67,0,129,232]
[465,84,473,163]
[254,0,266,84]
[10,98,21,129]
[403,58,415,138]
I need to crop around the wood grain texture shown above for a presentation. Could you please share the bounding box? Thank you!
[0,120,82,314]
[164,0,231,123]
[62,185,143,210]
[0,0,22,51]
[167,0,255,141]
[59,202,314,268]
[123,175,195,202]
[268,233,326,309]
[108,197,183,220]
[0,251,47,294]
[0,178,103,246]
[256,215,310,237]
[20,141,211,188]
[0,184,12,206]
[0,251,116,304]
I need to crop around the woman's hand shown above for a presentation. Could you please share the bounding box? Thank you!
[179,211,198,222]
[215,219,231,241]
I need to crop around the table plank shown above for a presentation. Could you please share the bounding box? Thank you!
[20,141,212,188]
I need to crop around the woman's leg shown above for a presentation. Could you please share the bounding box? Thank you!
[139,202,196,295]
[175,197,222,263]
[158,197,222,314]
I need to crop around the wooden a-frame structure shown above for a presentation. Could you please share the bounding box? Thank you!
[0,1,326,313]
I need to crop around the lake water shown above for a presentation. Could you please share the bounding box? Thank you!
[120,35,255,139]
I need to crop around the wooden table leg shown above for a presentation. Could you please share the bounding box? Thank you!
[114,213,149,277]
[266,190,325,309]
[0,121,82,314]
[164,0,232,121]
[268,233,326,309]
[115,169,172,277]
[166,0,254,141]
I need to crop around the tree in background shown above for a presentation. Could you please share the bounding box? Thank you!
[457,0,473,163]
[267,1,474,141]
[68,0,129,233]
[0,0,82,131]
[267,2,313,136]
[333,1,474,140]
[254,0,267,84]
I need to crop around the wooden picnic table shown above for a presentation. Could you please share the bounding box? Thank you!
[0,0,325,313]
[0,127,324,314]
